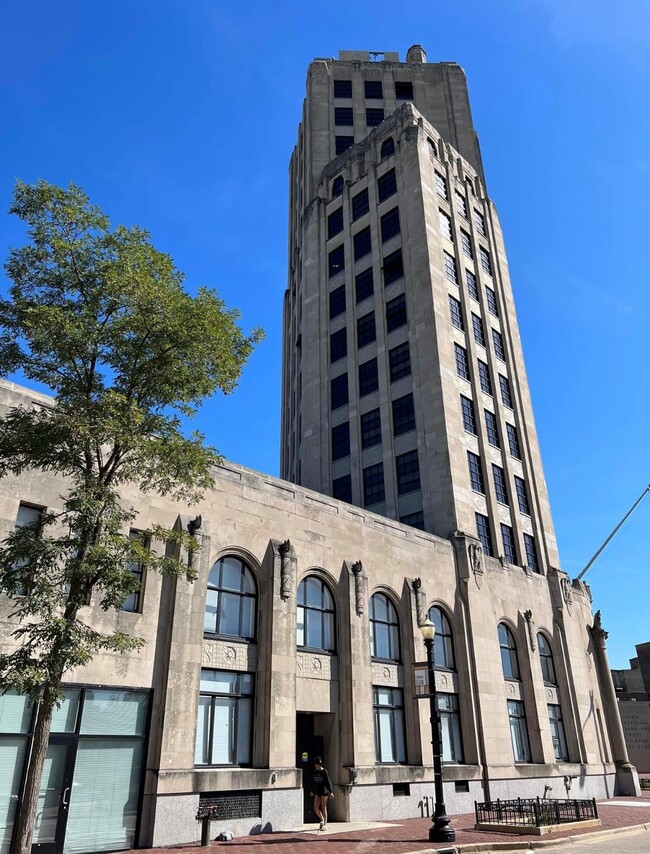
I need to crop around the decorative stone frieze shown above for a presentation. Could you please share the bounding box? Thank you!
[296,651,339,680]
[371,662,403,687]
[201,639,257,671]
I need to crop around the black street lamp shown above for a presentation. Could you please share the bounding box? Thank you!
[420,617,456,843]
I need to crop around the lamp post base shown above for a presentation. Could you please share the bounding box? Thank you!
[429,811,456,843]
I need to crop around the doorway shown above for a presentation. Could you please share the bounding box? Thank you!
[295,714,324,824]
[31,735,77,854]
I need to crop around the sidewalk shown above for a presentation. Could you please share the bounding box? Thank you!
[136,793,650,854]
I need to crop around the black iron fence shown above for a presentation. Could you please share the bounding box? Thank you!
[475,797,598,827]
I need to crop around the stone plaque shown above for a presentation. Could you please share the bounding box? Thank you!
[619,701,650,773]
[197,790,262,820]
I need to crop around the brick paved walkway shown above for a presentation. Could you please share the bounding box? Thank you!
[132,793,650,854]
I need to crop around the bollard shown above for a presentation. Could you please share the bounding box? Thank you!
[201,816,211,847]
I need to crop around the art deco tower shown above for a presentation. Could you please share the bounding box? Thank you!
[281,47,559,575]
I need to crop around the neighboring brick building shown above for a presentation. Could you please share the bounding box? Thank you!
[0,46,640,854]
[613,644,650,773]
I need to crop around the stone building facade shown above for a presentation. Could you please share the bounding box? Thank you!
[0,379,638,853]
[613,644,650,773]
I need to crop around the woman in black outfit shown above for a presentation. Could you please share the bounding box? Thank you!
[310,757,333,830]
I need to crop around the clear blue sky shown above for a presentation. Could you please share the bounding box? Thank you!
[0,1,648,668]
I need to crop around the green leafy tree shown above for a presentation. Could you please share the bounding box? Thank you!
[0,180,263,854]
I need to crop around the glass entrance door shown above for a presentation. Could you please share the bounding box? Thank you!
[32,736,76,854]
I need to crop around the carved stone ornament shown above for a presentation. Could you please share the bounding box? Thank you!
[468,541,483,588]
[351,561,368,617]
[411,577,427,626]
[560,576,573,615]
[523,609,536,652]
[590,609,608,644]
[278,539,296,601]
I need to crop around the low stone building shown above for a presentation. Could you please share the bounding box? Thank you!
[613,644,650,773]
[0,379,639,853]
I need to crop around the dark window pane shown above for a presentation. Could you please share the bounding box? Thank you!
[332,176,344,198]
[460,230,473,259]
[329,284,346,319]
[472,313,485,346]
[435,172,448,200]
[499,374,513,408]
[365,80,383,99]
[352,188,369,221]
[515,476,530,515]
[444,251,458,284]
[386,293,407,332]
[492,329,505,360]
[366,108,385,126]
[336,135,354,155]
[396,449,420,494]
[400,510,424,529]
[357,311,376,348]
[460,395,476,434]
[355,267,374,302]
[381,137,395,159]
[331,373,349,410]
[395,81,413,100]
[335,107,353,126]
[378,169,397,202]
[485,410,500,447]
[332,422,350,461]
[333,474,352,502]
[328,245,344,278]
[449,295,463,330]
[501,524,517,564]
[361,408,382,449]
[392,393,415,436]
[354,226,372,261]
[455,344,470,380]
[328,207,343,239]
[506,423,521,459]
[476,513,493,555]
[334,80,352,98]
[493,464,509,504]
[468,451,484,492]
[486,286,499,316]
[383,249,403,286]
[524,534,539,573]
[359,358,379,396]
[380,207,400,242]
[478,360,492,395]
[363,462,385,505]
[330,328,347,363]
[466,269,479,300]
[389,342,411,381]
[480,247,493,276]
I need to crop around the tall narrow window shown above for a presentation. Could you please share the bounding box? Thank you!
[515,476,530,515]
[428,606,455,669]
[328,245,344,278]
[331,373,349,410]
[472,313,486,347]
[330,328,347,363]
[466,269,479,300]
[396,450,420,494]
[332,176,344,198]
[460,230,473,259]
[386,293,407,332]
[475,513,493,555]
[361,409,382,449]
[373,687,406,764]
[12,503,43,596]
[506,423,521,459]
[455,192,467,219]
[332,422,350,461]
[474,209,486,236]
[380,207,400,242]
[537,634,557,685]
[493,464,509,505]
[354,226,372,261]
[297,576,336,651]
[485,410,500,447]
[363,462,385,505]
[389,342,411,381]
[381,137,395,159]
[356,311,376,348]
[435,172,448,200]
[438,694,464,763]
[444,252,458,284]
[370,592,401,661]
[195,670,254,766]
[508,699,532,763]
[498,624,520,680]
[383,249,404,286]
[492,329,505,360]
[524,534,539,573]
[327,207,343,239]
[378,168,397,202]
[455,343,470,380]
[467,451,484,493]
[499,374,513,408]
[486,286,499,317]
[548,705,568,761]
[355,267,374,302]
[501,524,517,564]
[439,210,452,241]
[460,395,477,434]
[392,393,415,436]
[359,358,379,396]
[478,360,492,395]
[204,556,256,639]
[122,530,146,613]
[329,284,346,319]
[352,188,369,221]
[449,295,463,330]
[333,474,352,503]
[480,247,493,276]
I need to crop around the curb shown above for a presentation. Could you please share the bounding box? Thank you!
[406,821,650,853]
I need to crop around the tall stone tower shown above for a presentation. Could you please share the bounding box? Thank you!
[281,47,559,576]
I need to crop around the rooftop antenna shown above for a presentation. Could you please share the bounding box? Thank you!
[576,484,650,581]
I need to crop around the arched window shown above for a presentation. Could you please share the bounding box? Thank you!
[370,592,401,661]
[498,623,520,680]
[428,606,455,670]
[297,576,335,651]
[332,175,344,199]
[537,633,557,685]
[204,556,256,639]
[428,138,438,158]
[381,137,395,160]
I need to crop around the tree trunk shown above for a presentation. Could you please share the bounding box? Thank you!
[13,686,56,854]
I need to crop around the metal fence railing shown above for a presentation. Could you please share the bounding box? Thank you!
[475,797,598,827]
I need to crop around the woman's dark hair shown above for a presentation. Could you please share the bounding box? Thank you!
[314,756,323,765]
